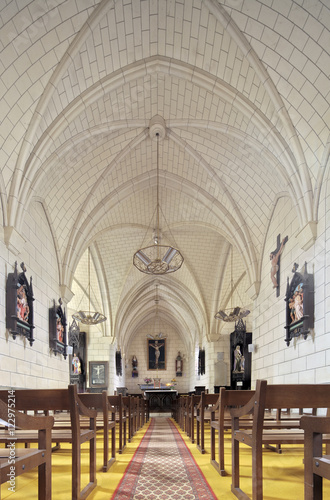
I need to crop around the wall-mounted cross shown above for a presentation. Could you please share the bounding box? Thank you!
[270,234,288,297]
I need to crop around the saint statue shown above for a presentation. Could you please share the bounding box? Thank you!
[176,352,183,376]
[233,345,244,373]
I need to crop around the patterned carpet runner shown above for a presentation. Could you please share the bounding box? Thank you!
[111,417,217,500]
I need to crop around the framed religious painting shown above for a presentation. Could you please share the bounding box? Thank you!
[49,298,67,358]
[148,338,166,370]
[89,361,108,389]
[284,262,314,346]
[6,261,35,346]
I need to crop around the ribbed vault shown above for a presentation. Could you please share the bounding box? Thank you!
[1,0,328,351]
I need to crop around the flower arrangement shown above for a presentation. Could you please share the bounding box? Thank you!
[166,378,177,390]
[144,377,152,385]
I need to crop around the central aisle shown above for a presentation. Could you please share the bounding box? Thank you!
[111,417,217,499]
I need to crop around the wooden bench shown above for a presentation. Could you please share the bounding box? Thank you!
[108,394,127,454]
[0,397,54,500]
[187,395,201,443]
[122,396,133,442]
[171,396,178,421]
[183,395,191,434]
[130,397,140,435]
[143,397,149,424]
[0,385,97,500]
[230,380,330,500]
[210,388,254,475]
[177,395,189,432]
[210,389,293,475]
[301,415,330,499]
[138,396,147,427]
[123,395,143,440]
[196,393,219,453]
[78,391,116,472]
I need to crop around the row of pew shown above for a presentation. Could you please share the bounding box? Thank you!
[0,385,149,499]
[173,380,330,500]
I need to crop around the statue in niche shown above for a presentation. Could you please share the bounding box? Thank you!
[233,345,244,373]
[176,352,183,376]
[72,354,82,375]
[132,355,138,377]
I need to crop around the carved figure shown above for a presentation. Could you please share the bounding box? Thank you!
[149,340,164,368]
[233,345,244,373]
[176,352,183,376]
[270,236,288,288]
[132,355,138,377]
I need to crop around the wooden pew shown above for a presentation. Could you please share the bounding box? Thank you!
[177,395,188,431]
[230,380,330,500]
[0,398,54,500]
[108,394,127,454]
[0,385,97,500]
[210,388,254,475]
[301,415,330,500]
[131,397,140,434]
[122,396,133,442]
[138,396,146,428]
[171,396,178,421]
[210,390,284,475]
[196,393,218,453]
[139,397,147,427]
[78,391,116,472]
[143,397,149,423]
[174,395,180,425]
[188,395,201,443]
[177,395,184,430]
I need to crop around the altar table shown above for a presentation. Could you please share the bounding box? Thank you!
[144,390,177,413]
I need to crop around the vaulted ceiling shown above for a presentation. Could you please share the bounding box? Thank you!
[1,0,329,352]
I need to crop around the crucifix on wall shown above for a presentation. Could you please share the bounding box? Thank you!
[270,234,288,297]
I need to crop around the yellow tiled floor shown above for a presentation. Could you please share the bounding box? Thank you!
[1,419,330,499]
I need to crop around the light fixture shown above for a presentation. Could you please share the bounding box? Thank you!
[214,306,250,322]
[133,116,184,275]
[68,318,80,347]
[215,246,250,322]
[72,247,107,325]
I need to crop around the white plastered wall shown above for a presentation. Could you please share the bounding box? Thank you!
[0,201,69,388]
[252,182,329,386]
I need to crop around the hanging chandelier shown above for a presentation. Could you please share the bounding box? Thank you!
[214,306,250,322]
[72,247,107,325]
[214,246,250,322]
[133,116,184,275]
